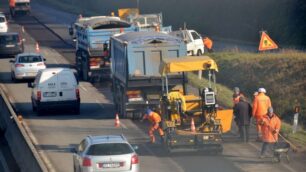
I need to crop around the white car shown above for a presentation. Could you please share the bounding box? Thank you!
[10,53,46,81]
[29,68,80,115]
[0,13,8,33]
[72,135,139,172]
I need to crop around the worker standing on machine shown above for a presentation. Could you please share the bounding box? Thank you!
[141,108,164,143]
[252,88,272,141]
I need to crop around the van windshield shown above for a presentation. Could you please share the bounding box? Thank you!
[0,35,18,45]
[19,56,42,63]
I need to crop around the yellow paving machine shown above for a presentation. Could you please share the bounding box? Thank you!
[159,56,233,153]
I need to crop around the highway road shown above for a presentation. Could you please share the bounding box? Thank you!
[0,1,305,172]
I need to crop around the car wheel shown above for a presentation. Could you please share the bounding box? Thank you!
[73,106,80,115]
[197,49,203,56]
[32,101,37,112]
[37,106,43,116]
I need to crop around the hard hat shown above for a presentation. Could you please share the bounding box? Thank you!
[253,91,258,96]
[234,87,240,94]
[268,107,274,114]
[258,88,266,93]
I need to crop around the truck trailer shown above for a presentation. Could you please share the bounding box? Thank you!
[110,31,187,118]
[73,16,137,81]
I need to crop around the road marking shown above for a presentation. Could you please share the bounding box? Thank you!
[80,85,87,92]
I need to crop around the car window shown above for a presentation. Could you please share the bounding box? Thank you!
[18,56,42,63]
[86,143,134,156]
[0,17,5,22]
[191,31,201,40]
[0,35,18,45]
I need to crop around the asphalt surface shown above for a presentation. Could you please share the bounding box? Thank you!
[0,1,305,172]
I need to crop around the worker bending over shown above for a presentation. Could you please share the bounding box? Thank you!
[203,37,213,53]
[259,107,281,158]
[252,88,272,141]
[142,109,164,143]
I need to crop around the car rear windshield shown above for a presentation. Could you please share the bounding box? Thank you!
[0,35,18,45]
[87,143,134,156]
[0,17,5,22]
[18,56,42,63]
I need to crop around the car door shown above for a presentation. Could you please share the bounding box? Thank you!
[57,70,77,101]
[190,31,203,54]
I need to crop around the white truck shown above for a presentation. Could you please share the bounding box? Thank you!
[13,0,31,15]
[170,29,204,56]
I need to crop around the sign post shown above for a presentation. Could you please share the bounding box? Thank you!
[292,105,300,134]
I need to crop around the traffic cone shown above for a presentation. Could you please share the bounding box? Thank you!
[190,118,196,132]
[115,113,120,127]
[36,42,40,53]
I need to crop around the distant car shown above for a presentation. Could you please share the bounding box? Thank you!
[72,135,139,172]
[0,13,8,33]
[29,68,80,114]
[0,32,24,56]
[10,53,46,81]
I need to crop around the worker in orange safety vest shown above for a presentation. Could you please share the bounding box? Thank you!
[141,108,164,143]
[259,107,281,158]
[252,88,272,141]
[9,0,16,17]
[203,37,213,53]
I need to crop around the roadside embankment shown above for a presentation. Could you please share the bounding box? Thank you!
[0,85,47,172]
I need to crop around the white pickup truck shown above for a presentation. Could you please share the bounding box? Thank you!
[170,29,204,56]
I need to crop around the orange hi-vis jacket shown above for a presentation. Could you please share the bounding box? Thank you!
[9,0,16,7]
[145,112,162,123]
[261,114,281,143]
[203,37,213,50]
[252,93,272,119]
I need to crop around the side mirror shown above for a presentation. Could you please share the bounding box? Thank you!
[9,59,15,63]
[27,82,33,88]
[71,147,77,153]
[132,145,139,151]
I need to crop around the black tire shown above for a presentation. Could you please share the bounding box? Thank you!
[32,101,37,112]
[75,52,83,78]
[82,59,89,81]
[37,106,43,116]
[197,49,203,56]
[73,105,80,115]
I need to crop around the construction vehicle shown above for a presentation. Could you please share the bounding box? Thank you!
[170,29,204,56]
[10,0,31,16]
[159,56,233,152]
[111,31,187,119]
[72,16,137,81]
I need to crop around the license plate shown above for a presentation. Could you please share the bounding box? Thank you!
[43,92,57,97]
[6,44,15,47]
[26,72,36,76]
[203,136,209,140]
[100,162,121,168]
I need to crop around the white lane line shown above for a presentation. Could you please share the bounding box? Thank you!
[248,142,297,172]
[80,85,88,92]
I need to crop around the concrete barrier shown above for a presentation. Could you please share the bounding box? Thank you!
[0,88,48,172]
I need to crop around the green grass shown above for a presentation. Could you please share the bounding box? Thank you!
[281,122,306,148]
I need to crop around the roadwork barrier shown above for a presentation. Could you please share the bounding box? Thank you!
[0,86,48,172]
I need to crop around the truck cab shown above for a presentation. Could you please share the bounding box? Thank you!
[170,29,204,56]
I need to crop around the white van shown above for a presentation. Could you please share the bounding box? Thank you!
[29,68,80,114]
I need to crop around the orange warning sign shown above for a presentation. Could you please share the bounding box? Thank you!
[258,32,278,51]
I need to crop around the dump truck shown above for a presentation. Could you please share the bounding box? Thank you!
[9,0,31,16]
[111,31,187,118]
[159,56,233,153]
[170,29,204,56]
[72,16,137,81]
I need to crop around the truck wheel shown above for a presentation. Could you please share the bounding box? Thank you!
[197,49,203,56]
[82,59,89,81]
[32,101,37,112]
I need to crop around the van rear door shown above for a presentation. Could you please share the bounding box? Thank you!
[40,71,59,102]
[57,71,77,101]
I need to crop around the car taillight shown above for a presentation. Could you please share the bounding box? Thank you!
[131,154,139,164]
[37,63,45,66]
[37,91,41,101]
[15,64,24,67]
[76,88,80,99]
[82,157,92,167]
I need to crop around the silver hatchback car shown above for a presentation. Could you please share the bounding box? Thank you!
[10,53,46,81]
[73,135,139,172]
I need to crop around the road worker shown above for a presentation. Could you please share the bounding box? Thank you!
[233,87,245,131]
[259,107,281,158]
[9,0,16,17]
[252,88,272,141]
[142,108,164,143]
[203,37,213,53]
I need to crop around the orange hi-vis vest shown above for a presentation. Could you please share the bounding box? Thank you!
[203,37,213,49]
[252,93,272,119]
[261,114,281,143]
[9,0,16,7]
